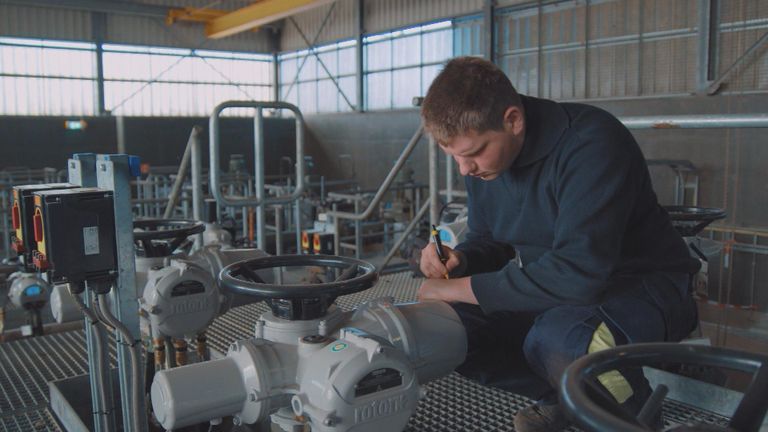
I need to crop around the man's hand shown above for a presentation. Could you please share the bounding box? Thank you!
[420,243,463,279]
[417,277,478,305]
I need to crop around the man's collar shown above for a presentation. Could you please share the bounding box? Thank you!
[512,95,570,168]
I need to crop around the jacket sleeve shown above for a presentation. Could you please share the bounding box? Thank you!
[470,119,643,313]
[454,177,517,276]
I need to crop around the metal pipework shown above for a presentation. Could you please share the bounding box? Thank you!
[327,125,424,254]
[428,135,439,226]
[190,125,204,249]
[209,101,305,207]
[620,114,768,129]
[163,126,202,219]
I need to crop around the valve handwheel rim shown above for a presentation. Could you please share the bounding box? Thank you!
[219,254,378,300]
[133,219,206,257]
[133,219,205,241]
[560,342,768,432]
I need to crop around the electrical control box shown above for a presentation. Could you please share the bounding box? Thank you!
[32,188,118,286]
[11,183,77,260]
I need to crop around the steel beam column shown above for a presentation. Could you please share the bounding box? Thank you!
[96,154,146,432]
[428,135,440,226]
[483,0,496,63]
[697,0,719,93]
[92,12,107,116]
[356,0,365,112]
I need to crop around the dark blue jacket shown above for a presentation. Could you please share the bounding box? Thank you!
[456,95,699,314]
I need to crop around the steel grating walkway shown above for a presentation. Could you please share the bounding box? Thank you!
[1,272,732,432]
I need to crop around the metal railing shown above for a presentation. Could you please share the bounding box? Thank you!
[209,101,306,252]
[326,125,428,255]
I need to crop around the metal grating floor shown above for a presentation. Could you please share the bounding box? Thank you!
[1,272,733,432]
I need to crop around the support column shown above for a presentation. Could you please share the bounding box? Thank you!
[92,12,107,116]
[483,0,496,63]
[697,0,719,93]
[356,0,365,111]
[429,136,440,226]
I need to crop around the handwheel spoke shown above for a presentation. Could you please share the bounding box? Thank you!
[238,263,266,284]
[730,363,768,432]
[334,265,359,282]
[132,219,205,257]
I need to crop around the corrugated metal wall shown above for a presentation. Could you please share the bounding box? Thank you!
[364,0,483,33]
[280,0,484,51]
[492,0,768,99]
[0,4,93,41]
[717,0,768,92]
[0,2,273,52]
[279,0,768,97]
[280,0,357,51]
[495,0,701,99]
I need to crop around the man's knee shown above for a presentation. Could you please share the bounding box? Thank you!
[523,305,601,383]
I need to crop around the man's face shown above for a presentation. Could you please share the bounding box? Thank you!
[439,106,525,181]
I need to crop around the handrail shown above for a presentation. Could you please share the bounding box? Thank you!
[326,125,424,254]
[209,101,306,207]
[620,114,768,129]
[379,201,430,271]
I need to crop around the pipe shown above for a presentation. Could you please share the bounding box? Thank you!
[97,294,143,432]
[327,126,424,254]
[163,126,201,219]
[380,201,430,272]
[326,125,423,222]
[209,101,305,207]
[70,288,114,432]
[190,124,204,248]
[428,135,440,226]
[254,108,266,250]
[0,320,83,342]
[619,114,768,129]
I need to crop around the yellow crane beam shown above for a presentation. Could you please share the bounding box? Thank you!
[205,0,334,39]
[166,7,228,25]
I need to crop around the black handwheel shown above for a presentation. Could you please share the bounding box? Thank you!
[220,254,378,320]
[560,343,768,432]
[664,206,726,237]
[133,219,205,257]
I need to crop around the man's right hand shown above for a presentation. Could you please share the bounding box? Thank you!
[420,243,463,279]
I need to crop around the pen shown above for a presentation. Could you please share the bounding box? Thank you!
[431,224,449,279]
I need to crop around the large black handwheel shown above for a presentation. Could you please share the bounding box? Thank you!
[560,343,768,432]
[219,254,377,320]
[133,219,205,257]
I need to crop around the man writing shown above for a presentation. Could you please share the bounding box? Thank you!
[418,57,698,431]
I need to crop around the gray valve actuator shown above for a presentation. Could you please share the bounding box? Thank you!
[151,298,467,431]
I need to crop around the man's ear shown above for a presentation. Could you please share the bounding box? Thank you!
[502,106,524,135]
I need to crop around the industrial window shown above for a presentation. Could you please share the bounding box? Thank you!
[103,44,273,117]
[364,20,453,110]
[0,37,98,116]
[278,39,357,114]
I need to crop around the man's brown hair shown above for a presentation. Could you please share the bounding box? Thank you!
[421,56,522,145]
